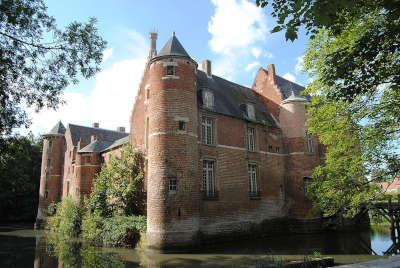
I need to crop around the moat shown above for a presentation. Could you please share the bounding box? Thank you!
[0,224,393,267]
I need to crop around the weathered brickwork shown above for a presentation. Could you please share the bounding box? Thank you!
[36,33,325,250]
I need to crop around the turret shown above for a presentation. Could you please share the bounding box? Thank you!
[35,121,66,228]
[279,91,308,140]
[146,33,200,249]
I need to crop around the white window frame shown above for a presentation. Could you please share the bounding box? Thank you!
[203,160,216,197]
[248,163,259,196]
[168,176,177,192]
[201,116,215,145]
[246,127,256,151]
[203,90,214,109]
[246,103,255,120]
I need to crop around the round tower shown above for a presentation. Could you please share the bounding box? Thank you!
[35,121,66,228]
[279,91,308,139]
[146,33,200,249]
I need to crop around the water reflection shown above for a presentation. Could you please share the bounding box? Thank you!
[0,226,392,267]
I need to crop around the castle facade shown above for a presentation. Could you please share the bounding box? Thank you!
[36,33,324,250]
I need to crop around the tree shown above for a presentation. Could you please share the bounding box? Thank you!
[86,144,145,217]
[256,0,399,215]
[0,134,42,221]
[0,0,106,138]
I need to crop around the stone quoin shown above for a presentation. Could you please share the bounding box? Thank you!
[36,32,324,249]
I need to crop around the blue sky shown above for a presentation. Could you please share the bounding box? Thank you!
[22,0,310,135]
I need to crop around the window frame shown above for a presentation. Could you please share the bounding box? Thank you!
[203,90,214,109]
[246,103,256,120]
[165,65,175,76]
[202,159,218,199]
[306,133,314,153]
[201,116,215,145]
[248,162,260,198]
[168,176,177,193]
[246,126,256,151]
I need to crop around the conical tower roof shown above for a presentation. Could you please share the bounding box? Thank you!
[157,33,191,58]
[47,121,66,135]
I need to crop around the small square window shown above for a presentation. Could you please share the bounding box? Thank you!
[169,176,177,192]
[165,65,175,76]
[178,121,186,131]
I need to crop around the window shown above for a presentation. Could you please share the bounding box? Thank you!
[45,171,49,180]
[246,127,256,151]
[268,145,273,152]
[275,147,280,153]
[203,90,214,109]
[169,176,177,192]
[248,163,259,197]
[47,158,51,169]
[178,121,186,131]
[246,104,255,120]
[306,133,314,153]
[47,140,52,153]
[201,116,215,145]
[66,181,70,197]
[44,190,48,200]
[304,177,311,197]
[145,117,149,149]
[203,160,217,197]
[165,65,175,76]
[83,155,91,164]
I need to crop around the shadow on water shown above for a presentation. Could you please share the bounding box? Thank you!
[0,225,392,267]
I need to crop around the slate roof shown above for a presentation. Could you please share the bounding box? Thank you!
[79,140,113,153]
[68,124,128,148]
[156,33,191,59]
[104,136,130,152]
[196,70,278,127]
[46,121,66,135]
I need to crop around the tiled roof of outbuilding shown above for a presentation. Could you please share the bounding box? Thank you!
[196,70,278,127]
[68,124,128,147]
[78,140,113,153]
[103,136,130,152]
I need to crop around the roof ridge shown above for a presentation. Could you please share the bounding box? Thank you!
[68,123,127,134]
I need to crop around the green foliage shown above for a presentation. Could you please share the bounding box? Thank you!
[257,0,399,216]
[47,197,82,237]
[81,212,104,245]
[101,216,146,247]
[0,134,42,222]
[86,144,145,217]
[0,0,106,137]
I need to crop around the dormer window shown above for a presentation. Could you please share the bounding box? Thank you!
[246,104,255,120]
[165,65,175,76]
[203,90,214,109]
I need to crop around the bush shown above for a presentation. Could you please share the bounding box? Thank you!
[81,212,104,245]
[47,197,82,237]
[101,216,146,247]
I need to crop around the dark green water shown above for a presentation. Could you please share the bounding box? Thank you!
[0,224,392,267]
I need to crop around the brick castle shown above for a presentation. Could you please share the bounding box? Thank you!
[36,32,324,249]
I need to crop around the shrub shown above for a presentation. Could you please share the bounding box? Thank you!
[101,215,146,247]
[81,212,104,245]
[47,197,82,237]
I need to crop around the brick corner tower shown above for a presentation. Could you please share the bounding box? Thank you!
[146,33,200,249]
[35,121,66,228]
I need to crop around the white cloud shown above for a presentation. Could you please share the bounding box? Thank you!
[102,48,113,62]
[208,0,269,80]
[245,61,260,72]
[264,51,274,59]
[21,31,147,135]
[251,47,262,59]
[295,55,304,74]
[283,72,296,82]
[208,0,268,54]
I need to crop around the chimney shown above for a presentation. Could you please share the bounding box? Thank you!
[91,135,97,142]
[117,126,125,133]
[201,59,212,77]
[149,32,158,59]
[92,122,99,128]
[268,64,277,84]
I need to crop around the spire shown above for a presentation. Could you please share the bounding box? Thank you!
[47,121,66,135]
[157,33,191,58]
